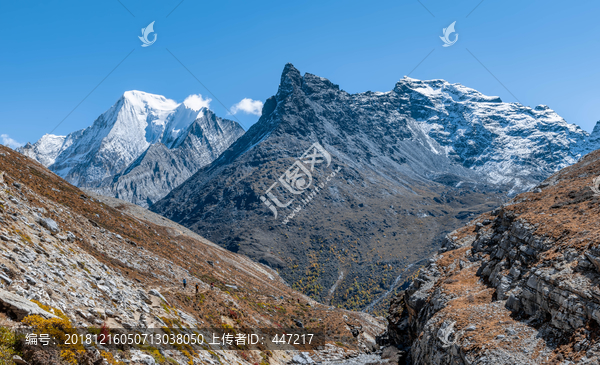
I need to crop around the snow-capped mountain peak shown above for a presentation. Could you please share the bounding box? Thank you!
[388,75,600,193]
[121,90,178,111]
[113,91,179,145]
[19,91,245,194]
[161,100,208,148]
[19,134,69,167]
[397,77,503,104]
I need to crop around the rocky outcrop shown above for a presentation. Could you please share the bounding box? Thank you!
[0,289,57,320]
[386,148,600,364]
[34,217,59,234]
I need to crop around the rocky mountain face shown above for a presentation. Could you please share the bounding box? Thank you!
[385,148,600,364]
[151,63,599,312]
[19,91,244,207]
[0,145,385,364]
[395,79,599,194]
[93,108,244,207]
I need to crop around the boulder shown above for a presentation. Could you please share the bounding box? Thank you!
[149,289,168,305]
[66,231,76,242]
[137,289,152,305]
[291,352,314,364]
[0,273,12,286]
[24,275,37,286]
[12,355,27,365]
[35,217,59,235]
[130,350,156,365]
[0,289,57,321]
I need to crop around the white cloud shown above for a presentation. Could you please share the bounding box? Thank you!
[231,98,263,116]
[183,94,211,111]
[1,134,23,149]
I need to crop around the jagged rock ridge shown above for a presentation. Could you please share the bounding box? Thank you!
[151,63,600,311]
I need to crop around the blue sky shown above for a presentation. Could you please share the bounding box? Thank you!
[2,0,600,147]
